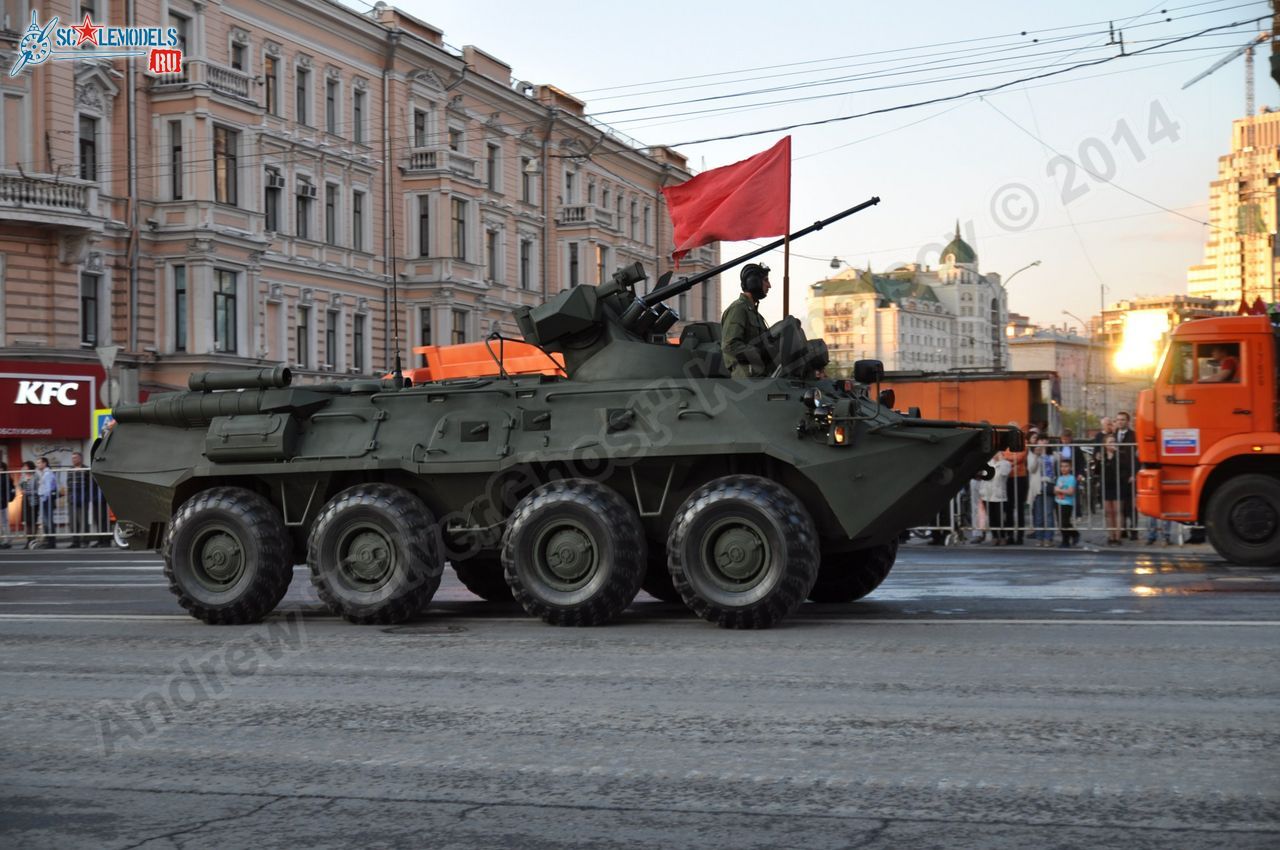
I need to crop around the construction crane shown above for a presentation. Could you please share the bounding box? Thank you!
[1183,31,1272,116]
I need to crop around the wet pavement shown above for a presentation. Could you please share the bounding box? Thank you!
[0,545,1277,848]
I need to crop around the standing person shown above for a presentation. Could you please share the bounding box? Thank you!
[19,461,38,547]
[35,456,58,548]
[1054,457,1079,548]
[1028,436,1056,547]
[64,452,91,549]
[1099,434,1124,545]
[1113,411,1137,540]
[982,453,1012,545]
[1002,423,1029,544]
[0,459,11,549]
[720,263,774,379]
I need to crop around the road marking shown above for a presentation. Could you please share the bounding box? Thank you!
[0,583,170,588]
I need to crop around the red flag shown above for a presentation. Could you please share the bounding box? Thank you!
[1237,296,1250,315]
[662,136,791,264]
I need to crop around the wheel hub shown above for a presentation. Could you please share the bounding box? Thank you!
[1230,495,1278,543]
[542,526,596,583]
[708,522,767,584]
[192,529,245,590]
[340,528,395,586]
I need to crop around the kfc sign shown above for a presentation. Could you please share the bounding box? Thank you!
[0,369,96,438]
[14,380,80,406]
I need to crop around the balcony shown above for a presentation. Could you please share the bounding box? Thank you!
[557,205,616,229]
[151,60,255,103]
[0,171,102,229]
[402,147,478,179]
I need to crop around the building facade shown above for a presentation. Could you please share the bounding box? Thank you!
[0,0,718,464]
[1187,109,1280,307]
[806,226,1007,374]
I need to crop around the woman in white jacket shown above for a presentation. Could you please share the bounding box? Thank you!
[981,453,1012,545]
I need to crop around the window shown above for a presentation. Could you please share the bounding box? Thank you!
[520,158,534,203]
[173,266,187,352]
[264,55,279,114]
[643,205,651,245]
[568,242,579,287]
[629,201,637,239]
[352,89,366,144]
[325,310,338,367]
[1196,342,1241,383]
[486,143,500,191]
[452,309,467,345]
[230,42,246,71]
[419,306,432,351]
[325,78,338,134]
[595,245,607,284]
[353,314,366,372]
[296,305,310,367]
[486,230,498,282]
[213,125,238,206]
[324,183,338,245]
[352,190,365,251]
[264,168,281,232]
[448,127,462,152]
[214,270,237,353]
[519,239,532,289]
[78,115,97,181]
[80,272,99,345]
[413,110,428,147]
[296,66,310,125]
[169,120,183,199]
[701,276,711,320]
[417,196,430,257]
[451,197,467,259]
[169,12,189,53]
[602,187,611,208]
[295,178,313,240]
[564,170,576,204]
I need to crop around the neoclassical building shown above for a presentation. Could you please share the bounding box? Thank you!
[0,0,717,463]
[807,225,1008,373]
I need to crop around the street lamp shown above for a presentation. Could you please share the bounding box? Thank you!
[1062,309,1097,425]
[830,257,853,270]
[1002,259,1042,287]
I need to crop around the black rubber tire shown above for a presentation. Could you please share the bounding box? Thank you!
[1205,474,1280,566]
[668,475,819,629]
[452,556,513,602]
[641,544,682,603]
[307,484,443,624]
[163,487,291,625]
[808,541,898,603]
[501,479,646,626]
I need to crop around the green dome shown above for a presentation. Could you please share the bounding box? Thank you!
[941,220,976,265]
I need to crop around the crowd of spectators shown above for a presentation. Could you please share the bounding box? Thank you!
[0,453,112,549]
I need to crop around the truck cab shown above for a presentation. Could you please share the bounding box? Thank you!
[1135,315,1280,565]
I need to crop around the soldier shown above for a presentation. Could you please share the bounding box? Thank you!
[720,263,774,378]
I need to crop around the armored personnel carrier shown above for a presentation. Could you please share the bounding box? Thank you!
[93,200,1020,629]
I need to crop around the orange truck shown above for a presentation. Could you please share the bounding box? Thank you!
[881,370,1060,432]
[1136,315,1280,565]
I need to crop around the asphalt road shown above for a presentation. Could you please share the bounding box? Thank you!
[1,543,1277,849]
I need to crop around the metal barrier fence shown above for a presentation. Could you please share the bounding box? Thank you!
[910,442,1196,547]
[1,464,115,550]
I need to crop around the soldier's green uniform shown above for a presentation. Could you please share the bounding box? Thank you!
[720,293,773,378]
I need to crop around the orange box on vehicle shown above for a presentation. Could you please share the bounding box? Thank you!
[396,341,565,384]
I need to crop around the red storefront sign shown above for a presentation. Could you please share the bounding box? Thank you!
[0,362,102,439]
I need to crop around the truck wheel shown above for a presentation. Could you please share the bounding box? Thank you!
[668,475,819,629]
[164,487,291,625]
[641,545,682,603]
[451,556,513,602]
[808,541,898,603]
[1205,474,1280,566]
[307,484,442,624]
[501,479,646,626]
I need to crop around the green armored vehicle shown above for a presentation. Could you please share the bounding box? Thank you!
[92,200,1020,629]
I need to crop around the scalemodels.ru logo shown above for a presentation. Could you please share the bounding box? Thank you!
[8,10,183,77]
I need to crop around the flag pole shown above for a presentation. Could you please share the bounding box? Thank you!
[782,151,792,317]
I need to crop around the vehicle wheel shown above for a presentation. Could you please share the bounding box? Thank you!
[501,479,646,626]
[808,541,897,603]
[641,545,682,603]
[164,487,292,625]
[451,555,513,602]
[1205,474,1280,566]
[668,475,819,629]
[308,484,442,624]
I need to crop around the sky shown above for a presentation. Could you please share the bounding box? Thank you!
[362,0,1270,329]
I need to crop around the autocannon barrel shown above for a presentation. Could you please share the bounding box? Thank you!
[188,366,292,392]
[113,390,268,427]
